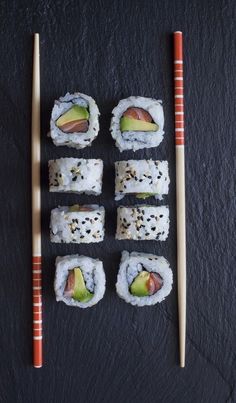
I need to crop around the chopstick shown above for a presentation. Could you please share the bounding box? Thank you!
[173,31,186,368]
[31,33,42,368]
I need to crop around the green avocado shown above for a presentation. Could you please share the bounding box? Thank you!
[130,271,150,297]
[69,204,80,212]
[136,193,155,199]
[73,268,94,302]
[56,105,89,127]
[120,116,158,132]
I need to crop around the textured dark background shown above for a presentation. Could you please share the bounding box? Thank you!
[0,0,235,402]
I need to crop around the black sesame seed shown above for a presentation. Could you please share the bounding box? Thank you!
[86,230,91,234]
[85,218,90,221]
[147,218,151,222]
[151,227,156,231]
[72,177,77,181]
[94,217,98,221]
[82,221,85,224]
[150,215,155,218]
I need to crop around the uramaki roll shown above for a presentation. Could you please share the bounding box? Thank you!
[50,92,100,149]
[110,96,164,152]
[49,158,103,195]
[116,251,173,306]
[115,160,169,201]
[116,205,169,241]
[55,254,106,308]
[50,205,105,244]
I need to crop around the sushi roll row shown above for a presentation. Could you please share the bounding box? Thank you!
[49,93,164,151]
[50,204,169,243]
[54,252,173,308]
[48,158,170,200]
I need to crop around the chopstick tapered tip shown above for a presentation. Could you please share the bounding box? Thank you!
[180,360,185,368]
[174,31,182,34]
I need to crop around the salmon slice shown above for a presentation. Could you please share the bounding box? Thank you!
[123,107,153,122]
[64,270,75,297]
[147,273,163,295]
[59,119,88,133]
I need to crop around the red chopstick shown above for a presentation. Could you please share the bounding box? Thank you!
[173,31,186,368]
[31,33,42,368]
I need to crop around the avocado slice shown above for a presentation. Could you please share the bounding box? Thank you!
[130,271,150,297]
[73,268,94,303]
[56,105,89,127]
[69,204,80,212]
[120,116,159,132]
[136,192,155,199]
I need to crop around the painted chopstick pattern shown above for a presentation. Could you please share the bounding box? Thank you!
[174,32,184,146]
[32,255,42,367]
[32,33,42,368]
[174,31,186,368]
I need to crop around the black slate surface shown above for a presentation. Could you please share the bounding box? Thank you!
[0,1,236,402]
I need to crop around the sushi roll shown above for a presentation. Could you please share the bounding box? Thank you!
[110,96,164,152]
[50,92,100,149]
[115,160,170,201]
[50,205,105,244]
[116,205,169,241]
[54,254,106,308]
[116,251,173,306]
[49,158,103,195]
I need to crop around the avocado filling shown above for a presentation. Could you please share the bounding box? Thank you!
[120,107,158,132]
[69,204,94,212]
[130,271,163,297]
[136,193,156,199]
[64,267,94,302]
[56,105,89,133]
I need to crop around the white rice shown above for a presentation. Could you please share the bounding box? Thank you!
[54,254,106,308]
[110,96,164,152]
[50,92,100,149]
[116,251,173,306]
[116,205,169,241]
[115,160,169,200]
[50,205,105,244]
[49,158,103,195]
